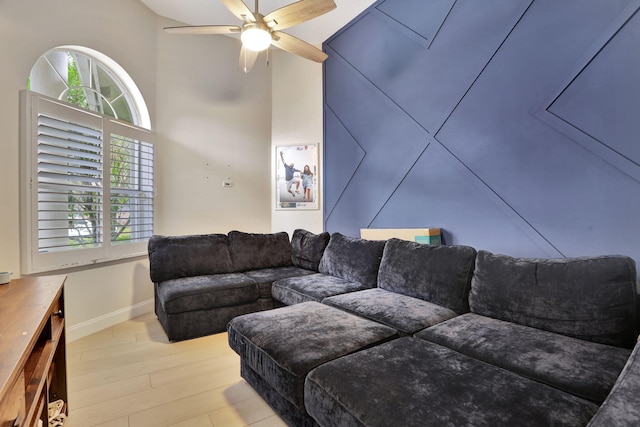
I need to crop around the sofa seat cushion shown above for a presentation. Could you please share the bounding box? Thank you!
[244,266,317,298]
[272,273,370,305]
[228,231,293,272]
[305,337,598,427]
[377,238,476,313]
[318,233,386,288]
[227,302,398,410]
[470,250,638,348]
[323,288,458,335]
[290,229,330,271]
[157,273,259,314]
[415,313,631,403]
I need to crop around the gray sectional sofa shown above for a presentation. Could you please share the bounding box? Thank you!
[149,229,640,426]
[148,230,325,341]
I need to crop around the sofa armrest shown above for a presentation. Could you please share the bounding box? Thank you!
[588,337,640,426]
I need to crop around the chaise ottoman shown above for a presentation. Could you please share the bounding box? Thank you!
[304,337,599,427]
[227,301,398,426]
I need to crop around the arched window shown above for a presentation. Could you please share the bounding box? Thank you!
[21,47,154,273]
[28,46,150,128]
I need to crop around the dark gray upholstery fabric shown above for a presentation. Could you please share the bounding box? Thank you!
[155,295,263,341]
[272,273,370,305]
[157,273,258,313]
[244,266,317,298]
[148,234,232,283]
[228,231,293,272]
[470,250,638,348]
[377,238,476,313]
[416,313,631,403]
[227,302,398,410]
[305,337,598,427]
[323,288,458,335]
[318,233,386,288]
[240,360,319,427]
[291,229,331,271]
[588,339,640,426]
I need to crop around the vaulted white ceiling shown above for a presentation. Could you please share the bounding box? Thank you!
[139,0,375,46]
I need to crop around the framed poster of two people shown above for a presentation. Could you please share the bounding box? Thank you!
[276,144,318,210]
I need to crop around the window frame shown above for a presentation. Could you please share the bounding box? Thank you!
[20,91,155,274]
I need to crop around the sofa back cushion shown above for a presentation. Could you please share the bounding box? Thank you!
[148,234,232,283]
[470,250,638,348]
[318,233,386,287]
[228,231,292,272]
[378,239,477,313]
[291,229,331,271]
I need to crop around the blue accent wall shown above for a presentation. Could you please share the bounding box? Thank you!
[323,0,640,268]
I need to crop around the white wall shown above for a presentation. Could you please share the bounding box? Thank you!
[271,50,324,235]
[0,1,275,341]
[155,18,272,236]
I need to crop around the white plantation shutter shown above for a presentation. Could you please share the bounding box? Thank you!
[21,92,154,273]
[37,113,104,252]
[109,133,154,245]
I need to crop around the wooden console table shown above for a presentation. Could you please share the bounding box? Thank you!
[0,275,67,427]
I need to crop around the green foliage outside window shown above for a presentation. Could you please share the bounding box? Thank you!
[67,57,89,109]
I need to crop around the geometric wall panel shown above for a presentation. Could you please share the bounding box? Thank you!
[370,142,561,258]
[323,109,366,215]
[376,0,455,45]
[324,51,431,233]
[324,0,640,277]
[327,0,533,133]
[548,7,640,168]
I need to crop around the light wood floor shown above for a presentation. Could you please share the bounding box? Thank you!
[64,312,287,427]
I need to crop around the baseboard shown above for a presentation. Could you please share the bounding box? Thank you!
[66,298,154,342]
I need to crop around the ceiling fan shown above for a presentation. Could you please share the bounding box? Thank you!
[164,0,337,73]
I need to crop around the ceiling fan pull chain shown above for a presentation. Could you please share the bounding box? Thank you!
[243,48,247,73]
[266,47,270,68]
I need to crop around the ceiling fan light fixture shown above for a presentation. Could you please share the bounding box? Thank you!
[165,0,337,68]
[241,23,271,52]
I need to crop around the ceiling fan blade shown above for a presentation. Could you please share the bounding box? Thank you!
[221,0,256,22]
[271,31,328,63]
[263,0,336,31]
[239,45,260,73]
[164,25,241,35]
